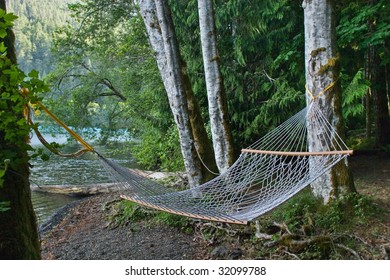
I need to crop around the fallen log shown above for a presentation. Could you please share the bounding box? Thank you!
[30,169,187,196]
[31,183,123,197]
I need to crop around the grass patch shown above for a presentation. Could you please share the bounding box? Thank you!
[105,200,193,233]
[270,190,377,233]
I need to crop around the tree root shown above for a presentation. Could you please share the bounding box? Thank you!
[381,244,390,260]
[335,243,361,259]
[254,221,377,259]
[264,234,332,253]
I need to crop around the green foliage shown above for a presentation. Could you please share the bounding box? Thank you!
[347,135,377,151]
[337,0,390,52]
[6,0,78,75]
[46,0,180,171]
[132,124,184,171]
[0,8,48,214]
[0,201,10,212]
[107,201,153,227]
[107,200,192,232]
[271,190,377,232]
[336,0,390,131]
[0,158,10,187]
[171,0,305,147]
[271,190,319,231]
[10,0,389,172]
[342,69,369,120]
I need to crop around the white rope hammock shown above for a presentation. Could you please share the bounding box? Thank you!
[97,101,353,225]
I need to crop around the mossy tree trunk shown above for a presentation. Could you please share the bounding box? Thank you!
[138,0,217,187]
[198,0,234,173]
[303,0,355,204]
[0,1,40,259]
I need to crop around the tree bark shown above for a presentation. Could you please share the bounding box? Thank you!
[198,0,234,173]
[364,49,372,139]
[0,1,41,259]
[303,0,355,204]
[373,62,390,147]
[138,0,217,187]
[364,3,390,146]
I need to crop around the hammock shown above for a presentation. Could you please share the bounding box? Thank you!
[28,94,352,225]
[96,101,352,225]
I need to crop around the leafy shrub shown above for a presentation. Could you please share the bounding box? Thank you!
[132,124,184,171]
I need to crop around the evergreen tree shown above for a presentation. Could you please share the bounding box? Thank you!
[6,0,76,75]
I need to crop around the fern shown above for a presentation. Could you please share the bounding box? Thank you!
[342,70,370,119]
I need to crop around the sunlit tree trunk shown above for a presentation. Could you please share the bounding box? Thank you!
[198,0,234,173]
[303,0,355,204]
[138,0,217,187]
[0,1,40,259]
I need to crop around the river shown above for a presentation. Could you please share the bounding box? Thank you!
[29,132,138,225]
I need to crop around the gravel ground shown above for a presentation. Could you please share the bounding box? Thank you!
[40,194,203,260]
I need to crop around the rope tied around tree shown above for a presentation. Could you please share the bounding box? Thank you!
[305,79,338,103]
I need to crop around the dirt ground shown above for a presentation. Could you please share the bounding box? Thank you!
[40,194,203,260]
[40,154,389,260]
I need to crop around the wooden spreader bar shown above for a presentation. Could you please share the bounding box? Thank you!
[120,195,248,225]
[241,149,353,157]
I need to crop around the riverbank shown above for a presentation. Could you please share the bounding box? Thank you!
[39,154,390,260]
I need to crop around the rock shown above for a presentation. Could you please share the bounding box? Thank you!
[229,248,243,260]
[210,245,229,259]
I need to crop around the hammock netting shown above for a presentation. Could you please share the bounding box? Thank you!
[97,102,352,225]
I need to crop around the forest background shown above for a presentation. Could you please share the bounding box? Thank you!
[6,0,390,172]
[0,0,389,261]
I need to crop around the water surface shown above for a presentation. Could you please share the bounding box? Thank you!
[30,133,138,225]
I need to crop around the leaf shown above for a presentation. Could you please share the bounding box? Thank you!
[0,169,5,178]
[0,42,6,52]
[0,29,7,38]
[28,69,40,78]
[0,201,11,212]
[4,13,18,22]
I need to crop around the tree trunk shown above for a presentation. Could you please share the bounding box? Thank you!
[0,1,41,259]
[303,0,355,204]
[198,0,234,173]
[364,49,372,139]
[373,63,390,147]
[138,0,217,187]
[364,3,390,146]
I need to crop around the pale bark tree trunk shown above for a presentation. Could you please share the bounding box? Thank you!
[0,1,40,259]
[303,0,355,204]
[198,0,234,173]
[138,0,217,187]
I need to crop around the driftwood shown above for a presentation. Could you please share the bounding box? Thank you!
[30,169,186,196]
[31,183,123,196]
